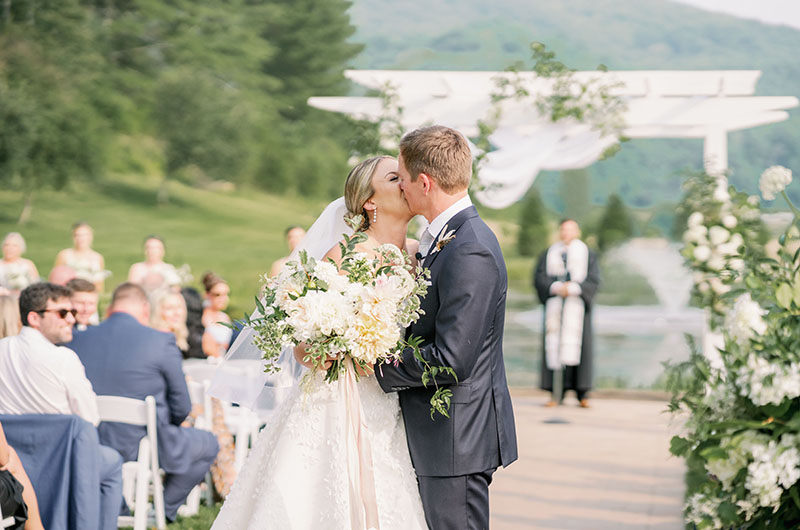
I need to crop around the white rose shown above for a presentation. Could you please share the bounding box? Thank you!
[683,225,708,244]
[706,253,726,271]
[730,232,744,248]
[687,212,704,228]
[716,241,740,257]
[759,165,792,201]
[693,245,712,262]
[708,225,730,246]
[708,276,730,294]
[713,184,731,203]
[730,258,745,272]
[726,293,767,343]
[722,215,738,229]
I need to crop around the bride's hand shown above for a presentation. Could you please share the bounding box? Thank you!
[354,362,374,377]
[293,343,333,370]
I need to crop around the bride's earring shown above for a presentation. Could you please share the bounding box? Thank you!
[373,206,377,224]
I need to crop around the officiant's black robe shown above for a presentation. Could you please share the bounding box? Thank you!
[533,247,600,394]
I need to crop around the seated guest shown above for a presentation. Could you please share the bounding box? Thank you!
[0,420,44,530]
[268,225,306,277]
[0,283,123,530]
[0,233,39,298]
[201,272,232,358]
[47,265,76,286]
[151,290,189,355]
[127,236,180,295]
[66,278,100,330]
[0,295,21,338]
[68,283,218,521]
[151,290,237,497]
[54,222,110,293]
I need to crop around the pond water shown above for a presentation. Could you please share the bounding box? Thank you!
[503,304,704,390]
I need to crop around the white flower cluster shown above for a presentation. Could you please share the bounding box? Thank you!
[686,492,723,529]
[256,242,428,375]
[684,212,745,275]
[736,355,800,407]
[745,435,800,511]
[725,293,768,343]
[759,165,793,201]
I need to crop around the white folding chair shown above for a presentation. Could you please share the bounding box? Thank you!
[181,380,214,514]
[96,395,166,530]
[221,404,261,473]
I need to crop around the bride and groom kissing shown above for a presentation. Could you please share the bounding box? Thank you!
[211,125,518,529]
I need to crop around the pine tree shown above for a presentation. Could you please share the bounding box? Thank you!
[559,168,591,223]
[518,188,550,257]
[259,0,364,119]
[598,193,633,250]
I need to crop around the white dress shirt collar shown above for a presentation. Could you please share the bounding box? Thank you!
[426,194,473,240]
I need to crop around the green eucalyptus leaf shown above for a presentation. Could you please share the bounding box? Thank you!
[777,283,793,309]
[718,501,738,525]
[670,436,692,457]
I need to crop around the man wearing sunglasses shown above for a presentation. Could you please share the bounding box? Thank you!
[0,282,123,530]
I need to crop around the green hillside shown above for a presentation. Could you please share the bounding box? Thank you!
[0,175,328,316]
[348,0,800,208]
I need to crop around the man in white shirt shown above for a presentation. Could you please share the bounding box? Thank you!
[0,283,122,530]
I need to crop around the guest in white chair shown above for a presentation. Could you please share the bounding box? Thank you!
[68,283,218,522]
[0,283,123,530]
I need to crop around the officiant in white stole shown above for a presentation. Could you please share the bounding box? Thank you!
[534,219,600,408]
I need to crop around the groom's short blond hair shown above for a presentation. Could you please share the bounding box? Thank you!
[400,125,472,193]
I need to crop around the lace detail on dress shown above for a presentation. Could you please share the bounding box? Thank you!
[211,374,426,530]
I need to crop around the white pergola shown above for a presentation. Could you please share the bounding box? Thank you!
[309,70,798,208]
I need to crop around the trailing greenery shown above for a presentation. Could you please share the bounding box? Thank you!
[667,166,800,528]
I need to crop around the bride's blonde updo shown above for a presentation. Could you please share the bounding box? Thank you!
[343,155,393,232]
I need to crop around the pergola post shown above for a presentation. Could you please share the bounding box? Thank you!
[703,126,728,177]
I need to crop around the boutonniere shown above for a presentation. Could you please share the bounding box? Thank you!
[432,225,456,253]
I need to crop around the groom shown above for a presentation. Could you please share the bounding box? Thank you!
[376,125,518,529]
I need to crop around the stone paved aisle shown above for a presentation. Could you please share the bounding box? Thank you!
[490,395,686,530]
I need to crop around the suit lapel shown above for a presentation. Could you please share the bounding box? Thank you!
[423,206,479,270]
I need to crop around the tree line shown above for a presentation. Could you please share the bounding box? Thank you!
[0,0,376,221]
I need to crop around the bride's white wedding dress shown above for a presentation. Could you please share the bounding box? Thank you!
[211,370,428,529]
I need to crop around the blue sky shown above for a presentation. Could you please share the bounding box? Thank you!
[670,0,800,30]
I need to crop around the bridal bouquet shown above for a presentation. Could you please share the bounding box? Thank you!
[245,228,456,417]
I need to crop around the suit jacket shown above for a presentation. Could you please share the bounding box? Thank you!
[376,206,518,477]
[67,313,194,474]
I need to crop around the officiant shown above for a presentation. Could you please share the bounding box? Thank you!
[534,219,600,408]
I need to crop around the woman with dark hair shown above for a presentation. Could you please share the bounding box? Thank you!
[201,272,232,358]
[181,287,206,359]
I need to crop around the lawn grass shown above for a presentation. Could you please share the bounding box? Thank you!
[0,175,329,316]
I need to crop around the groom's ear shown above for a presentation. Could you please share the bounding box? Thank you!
[419,173,433,194]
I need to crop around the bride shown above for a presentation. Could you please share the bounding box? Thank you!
[210,156,427,529]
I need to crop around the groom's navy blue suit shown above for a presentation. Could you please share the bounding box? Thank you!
[377,205,518,529]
